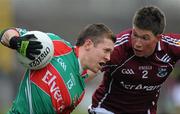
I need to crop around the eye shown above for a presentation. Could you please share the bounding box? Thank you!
[132,32,139,39]
[134,33,138,37]
[142,36,150,40]
[104,49,112,54]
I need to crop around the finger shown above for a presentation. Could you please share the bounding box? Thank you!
[29,49,41,55]
[29,42,43,49]
[29,45,43,49]
[26,53,35,60]
[29,41,41,45]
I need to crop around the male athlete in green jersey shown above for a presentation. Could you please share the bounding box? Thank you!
[0,23,116,114]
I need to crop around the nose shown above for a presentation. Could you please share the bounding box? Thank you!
[104,53,111,61]
[134,38,142,48]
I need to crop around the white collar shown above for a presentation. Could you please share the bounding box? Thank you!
[78,59,83,74]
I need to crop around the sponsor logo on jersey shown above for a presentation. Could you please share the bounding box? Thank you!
[30,64,71,112]
[42,70,63,103]
[121,68,135,75]
[139,66,152,70]
[157,67,168,77]
[56,58,67,71]
[120,81,161,91]
[176,41,180,45]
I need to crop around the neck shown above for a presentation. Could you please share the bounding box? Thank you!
[78,46,87,70]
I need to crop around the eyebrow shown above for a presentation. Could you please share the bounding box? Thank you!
[133,31,150,38]
[104,48,113,53]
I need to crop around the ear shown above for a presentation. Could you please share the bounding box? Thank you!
[83,39,94,50]
[156,34,161,41]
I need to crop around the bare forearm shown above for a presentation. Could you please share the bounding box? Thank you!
[0,28,19,47]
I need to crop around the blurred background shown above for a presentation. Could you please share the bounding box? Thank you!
[0,0,180,114]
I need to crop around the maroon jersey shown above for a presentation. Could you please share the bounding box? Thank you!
[92,29,180,114]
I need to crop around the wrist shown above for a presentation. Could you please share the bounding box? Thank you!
[9,36,20,49]
[0,28,19,47]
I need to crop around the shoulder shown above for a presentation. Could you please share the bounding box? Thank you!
[115,29,132,47]
[45,33,74,57]
[47,33,62,40]
[110,29,133,64]
[163,33,180,39]
[116,29,132,38]
[160,33,180,47]
[160,33,180,59]
[47,33,72,47]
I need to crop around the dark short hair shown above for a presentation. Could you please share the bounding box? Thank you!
[76,23,116,46]
[133,5,166,36]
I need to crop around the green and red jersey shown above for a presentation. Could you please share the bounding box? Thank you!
[8,29,87,114]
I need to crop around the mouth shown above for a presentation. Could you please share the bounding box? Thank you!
[133,48,142,52]
[98,62,106,68]
[133,48,145,57]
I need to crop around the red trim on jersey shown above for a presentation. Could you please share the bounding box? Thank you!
[30,64,71,112]
[62,91,85,114]
[74,91,85,106]
[81,70,87,76]
[53,40,72,57]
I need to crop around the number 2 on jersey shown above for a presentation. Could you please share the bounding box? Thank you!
[142,70,148,78]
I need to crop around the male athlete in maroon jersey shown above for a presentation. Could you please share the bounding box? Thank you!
[88,6,180,114]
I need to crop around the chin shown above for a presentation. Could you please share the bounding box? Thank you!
[135,54,143,57]
[134,52,144,57]
[91,69,99,73]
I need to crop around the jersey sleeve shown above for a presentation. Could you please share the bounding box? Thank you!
[0,28,20,46]
[47,33,72,47]
[16,28,71,47]
[163,33,180,61]
[15,28,28,36]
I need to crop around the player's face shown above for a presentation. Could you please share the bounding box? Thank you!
[86,38,114,73]
[131,26,160,57]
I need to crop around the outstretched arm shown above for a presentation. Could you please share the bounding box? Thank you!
[0,28,43,60]
[0,28,19,47]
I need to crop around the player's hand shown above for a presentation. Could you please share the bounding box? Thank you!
[9,34,43,60]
